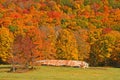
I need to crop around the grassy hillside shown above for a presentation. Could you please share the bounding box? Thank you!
[0,65,120,80]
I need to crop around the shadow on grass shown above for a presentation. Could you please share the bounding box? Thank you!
[88,67,110,70]
[0,65,39,73]
[0,65,12,72]
[0,68,10,72]
[0,66,11,69]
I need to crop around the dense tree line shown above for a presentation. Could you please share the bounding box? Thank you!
[0,0,120,71]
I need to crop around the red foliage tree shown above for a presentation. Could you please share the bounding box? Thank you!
[102,28,112,34]
[9,27,44,72]
[47,11,61,20]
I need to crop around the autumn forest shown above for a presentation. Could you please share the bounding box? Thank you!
[0,0,120,70]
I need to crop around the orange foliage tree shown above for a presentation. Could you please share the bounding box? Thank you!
[9,27,44,72]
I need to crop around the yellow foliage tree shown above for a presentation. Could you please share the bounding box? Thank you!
[56,29,78,60]
[0,27,14,62]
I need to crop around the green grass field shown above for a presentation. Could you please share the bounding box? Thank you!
[0,65,120,80]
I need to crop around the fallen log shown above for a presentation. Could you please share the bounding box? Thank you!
[36,60,89,68]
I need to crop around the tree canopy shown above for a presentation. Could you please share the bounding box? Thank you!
[0,0,120,70]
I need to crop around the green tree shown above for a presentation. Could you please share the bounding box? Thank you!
[89,28,120,66]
